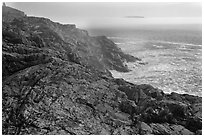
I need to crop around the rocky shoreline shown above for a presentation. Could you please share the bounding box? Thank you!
[2,5,202,135]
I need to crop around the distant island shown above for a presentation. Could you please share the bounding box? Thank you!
[2,4,202,135]
[124,16,144,18]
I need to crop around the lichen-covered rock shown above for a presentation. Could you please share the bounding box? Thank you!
[2,5,202,135]
[139,122,152,135]
[2,61,135,135]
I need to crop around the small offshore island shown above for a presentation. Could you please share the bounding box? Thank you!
[2,4,202,135]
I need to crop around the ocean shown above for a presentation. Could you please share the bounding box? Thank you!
[88,25,202,96]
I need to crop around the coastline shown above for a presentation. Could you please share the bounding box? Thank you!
[109,36,202,97]
[2,4,202,135]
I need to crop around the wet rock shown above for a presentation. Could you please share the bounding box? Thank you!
[140,99,191,124]
[195,130,202,135]
[114,78,135,86]
[141,107,174,124]
[148,89,164,100]
[136,84,165,100]
[166,92,202,105]
[167,92,184,102]
[163,100,189,118]
[2,5,202,135]
[186,117,202,132]
[183,94,202,104]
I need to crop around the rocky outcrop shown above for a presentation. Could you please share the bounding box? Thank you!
[3,5,138,77]
[149,123,194,135]
[2,5,202,135]
[115,79,202,134]
[26,14,138,73]
[2,5,26,22]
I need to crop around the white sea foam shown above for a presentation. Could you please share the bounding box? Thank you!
[108,37,129,40]
[114,42,124,45]
[152,44,163,48]
[110,69,202,97]
[107,28,201,97]
[114,41,141,45]
[153,40,202,47]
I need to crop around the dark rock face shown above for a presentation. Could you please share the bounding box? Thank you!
[2,5,202,135]
[149,123,194,135]
[2,5,137,78]
[116,81,202,134]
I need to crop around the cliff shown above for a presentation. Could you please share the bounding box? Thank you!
[3,5,137,76]
[2,5,202,135]
[2,4,26,22]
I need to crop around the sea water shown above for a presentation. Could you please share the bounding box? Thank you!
[88,25,202,96]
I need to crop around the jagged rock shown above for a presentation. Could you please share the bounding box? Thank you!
[114,78,135,87]
[118,85,148,105]
[139,122,152,135]
[186,117,202,132]
[137,84,165,100]
[150,123,194,135]
[2,62,133,135]
[191,103,202,118]
[195,130,202,135]
[150,123,171,135]
[140,100,190,124]
[163,100,189,118]
[119,100,137,115]
[183,94,202,104]
[167,92,184,102]
[94,36,138,72]
[166,92,202,105]
[140,102,174,123]
[3,5,138,78]
[2,5,202,135]
[169,124,194,135]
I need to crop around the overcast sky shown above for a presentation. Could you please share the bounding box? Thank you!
[6,2,202,28]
